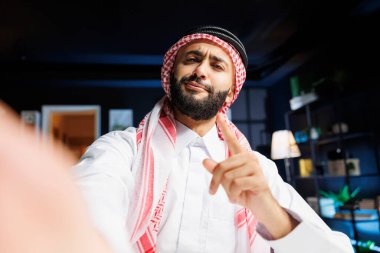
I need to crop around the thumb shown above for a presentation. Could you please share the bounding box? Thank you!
[202,158,218,174]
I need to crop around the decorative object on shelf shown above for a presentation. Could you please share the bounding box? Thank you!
[108,109,133,132]
[271,130,301,184]
[294,127,321,142]
[346,158,360,175]
[306,196,319,213]
[309,127,321,140]
[320,185,361,209]
[327,158,361,176]
[299,158,313,177]
[319,197,336,218]
[332,122,349,134]
[290,76,301,98]
[294,130,308,143]
[289,73,323,109]
[289,92,318,111]
[327,149,361,176]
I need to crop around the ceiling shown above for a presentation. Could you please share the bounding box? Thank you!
[1,0,380,87]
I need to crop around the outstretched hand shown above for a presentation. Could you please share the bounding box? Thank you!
[0,102,113,253]
[202,113,271,210]
[203,113,298,239]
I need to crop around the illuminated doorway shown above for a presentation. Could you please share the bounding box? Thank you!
[42,105,100,160]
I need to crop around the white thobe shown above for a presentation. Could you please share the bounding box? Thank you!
[74,122,353,253]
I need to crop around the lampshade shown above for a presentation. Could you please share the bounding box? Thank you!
[271,130,301,160]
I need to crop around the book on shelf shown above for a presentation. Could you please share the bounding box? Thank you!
[359,198,376,210]
[332,209,378,221]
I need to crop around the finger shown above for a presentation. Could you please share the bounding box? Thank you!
[222,167,255,197]
[209,156,246,194]
[216,113,243,155]
[202,158,218,174]
[209,164,231,195]
[229,176,257,200]
[210,154,247,186]
[223,166,255,186]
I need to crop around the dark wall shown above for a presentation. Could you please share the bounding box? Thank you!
[268,79,291,131]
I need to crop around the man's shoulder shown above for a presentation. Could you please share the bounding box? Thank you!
[74,128,138,183]
[80,127,138,162]
[95,127,137,147]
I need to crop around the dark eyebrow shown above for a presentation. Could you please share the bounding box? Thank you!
[211,55,228,66]
[184,50,203,57]
[184,50,229,68]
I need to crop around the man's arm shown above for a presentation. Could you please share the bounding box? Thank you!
[255,152,354,253]
[74,130,138,253]
[203,113,354,253]
[0,102,113,253]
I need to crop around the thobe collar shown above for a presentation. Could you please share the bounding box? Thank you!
[174,120,225,162]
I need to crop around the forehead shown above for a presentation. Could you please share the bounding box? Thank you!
[177,40,233,63]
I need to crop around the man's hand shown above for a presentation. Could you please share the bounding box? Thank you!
[203,113,298,239]
[0,102,113,253]
[202,113,270,209]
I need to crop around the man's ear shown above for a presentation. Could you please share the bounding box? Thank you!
[226,85,235,103]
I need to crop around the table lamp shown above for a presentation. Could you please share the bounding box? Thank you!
[271,130,301,184]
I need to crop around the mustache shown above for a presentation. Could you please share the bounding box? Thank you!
[179,75,212,92]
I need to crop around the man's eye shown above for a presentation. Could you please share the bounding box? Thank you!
[213,64,223,70]
[185,58,198,62]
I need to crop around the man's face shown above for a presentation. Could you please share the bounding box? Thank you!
[170,40,235,121]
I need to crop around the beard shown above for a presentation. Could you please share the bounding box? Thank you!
[170,75,230,121]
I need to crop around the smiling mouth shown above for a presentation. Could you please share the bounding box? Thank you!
[184,81,210,92]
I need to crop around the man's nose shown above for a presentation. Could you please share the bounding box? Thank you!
[192,60,208,80]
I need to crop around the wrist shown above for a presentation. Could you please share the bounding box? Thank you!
[249,193,298,240]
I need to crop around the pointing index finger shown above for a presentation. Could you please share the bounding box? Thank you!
[216,113,243,155]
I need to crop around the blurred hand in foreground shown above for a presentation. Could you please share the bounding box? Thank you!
[0,102,113,253]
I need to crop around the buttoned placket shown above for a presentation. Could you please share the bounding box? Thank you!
[176,137,211,253]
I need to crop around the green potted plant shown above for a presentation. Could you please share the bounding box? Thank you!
[320,185,361,208]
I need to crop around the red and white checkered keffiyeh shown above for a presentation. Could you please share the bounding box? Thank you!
[127,34,268,252]
[161,33,246,114]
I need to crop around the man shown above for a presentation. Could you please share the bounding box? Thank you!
[74,26,353,252]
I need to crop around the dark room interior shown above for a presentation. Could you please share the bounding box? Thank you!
[1,0,380,252]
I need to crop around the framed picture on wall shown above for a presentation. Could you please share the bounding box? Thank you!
[108,109,133,132]
[226,108,232,120]
[21,110,41,138]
